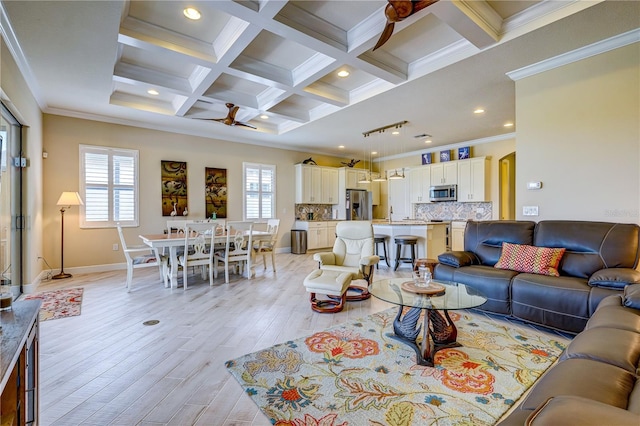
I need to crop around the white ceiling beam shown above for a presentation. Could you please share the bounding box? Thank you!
[429,0,503,48]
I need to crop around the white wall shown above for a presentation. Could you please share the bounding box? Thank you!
[515,43,639,223]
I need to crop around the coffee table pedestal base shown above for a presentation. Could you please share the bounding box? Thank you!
[390,306,460,366]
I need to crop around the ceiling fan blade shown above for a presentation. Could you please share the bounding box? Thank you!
[373,21,395,51]
[228,105,240,121]
[234,121,257,130]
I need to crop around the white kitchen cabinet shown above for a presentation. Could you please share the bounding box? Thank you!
[409,165,431,203]
[431,162,457,185]
[295,164,339,204]
[457,157,489,202]
[321,168,339,204]
[451,221,466,251]
[295,221,339,250]
[387,175,411,220]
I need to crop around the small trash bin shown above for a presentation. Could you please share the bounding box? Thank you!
[291,229,307,254]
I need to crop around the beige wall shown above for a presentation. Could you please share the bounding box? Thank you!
[516,43,640,223]
[42,115,346,271]
[1,36,44,286]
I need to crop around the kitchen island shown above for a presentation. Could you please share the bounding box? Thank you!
[372,221,449,266]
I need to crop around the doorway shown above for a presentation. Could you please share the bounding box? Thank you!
[499,152,516,220]
[0,103,24,295]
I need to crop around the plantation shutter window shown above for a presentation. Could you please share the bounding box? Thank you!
[80,145,139,228]
[243,163,275,220]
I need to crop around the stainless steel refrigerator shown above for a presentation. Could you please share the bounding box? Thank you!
[345,189,372,220]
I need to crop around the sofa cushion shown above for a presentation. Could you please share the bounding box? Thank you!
[534,221,640,278]
[450,265,518,314]
[526,396,640,426]
[560,327,640,373]
[588,268,640,290]
[624,284,640,309]
[586,295,640,333]
[494,242,565,276]
[464,220,536,266]
[519,359,636,411]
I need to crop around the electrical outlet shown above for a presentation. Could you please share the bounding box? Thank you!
[523,206,539,216]
[112,243,118,251]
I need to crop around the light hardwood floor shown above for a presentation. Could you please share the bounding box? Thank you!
[35,252,408,425]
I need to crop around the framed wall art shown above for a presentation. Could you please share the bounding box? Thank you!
[161,160,188,216]
[421,152,432,165]
[205,167,227,218]
[458,146,470,160]
[440,150,451,162]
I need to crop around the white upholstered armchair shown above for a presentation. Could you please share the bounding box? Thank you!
[312,221,379,302]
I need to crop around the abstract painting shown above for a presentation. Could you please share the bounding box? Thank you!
[205,167,227,218]
[161,161,188,216]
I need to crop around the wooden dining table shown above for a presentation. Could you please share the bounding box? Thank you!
[139,230,272,288]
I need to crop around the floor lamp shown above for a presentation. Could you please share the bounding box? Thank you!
[52,191,83,280]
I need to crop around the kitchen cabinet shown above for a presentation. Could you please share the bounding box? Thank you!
[321,168,339,204]
[341,168,379,204]
[294,221,339,250]
[457,157,489,202]
[387,176,411,220]
[431,162,457,185]
[409,165,431,203]
[451,221,466,251]
[295,164,339,204]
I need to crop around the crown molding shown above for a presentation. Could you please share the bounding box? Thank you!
[507,28,640,81]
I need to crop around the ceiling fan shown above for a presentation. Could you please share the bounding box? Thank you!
[373,0,439,51]
[194,103,257,129]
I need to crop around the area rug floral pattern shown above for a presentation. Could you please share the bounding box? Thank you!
[226,309,570,425]
[24,287,84,321]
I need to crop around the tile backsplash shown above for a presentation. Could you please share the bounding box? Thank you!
[296,204,335,220]
[415,202,493,221]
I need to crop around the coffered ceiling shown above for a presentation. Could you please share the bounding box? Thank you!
[1,1,637,157]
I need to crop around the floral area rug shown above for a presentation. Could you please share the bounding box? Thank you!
[226,309,571,425]
[23,287,84,321]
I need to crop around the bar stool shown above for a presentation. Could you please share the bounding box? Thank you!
[394,235,418,271]
[373,234,389,269]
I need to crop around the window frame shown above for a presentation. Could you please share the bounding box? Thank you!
[243,162,276,221]
[79,144,139,228]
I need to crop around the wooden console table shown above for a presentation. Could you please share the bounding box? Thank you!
[1,299,41,426]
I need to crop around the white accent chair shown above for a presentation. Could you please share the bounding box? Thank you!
[214,221,255,284]
[177,222,217,290]
[303,221,379,312]
[116,223,167,292]
[254,218,280,271]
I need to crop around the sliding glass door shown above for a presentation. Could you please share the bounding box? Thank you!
[0,103,23,294]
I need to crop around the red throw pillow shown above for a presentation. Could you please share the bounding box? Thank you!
[494,242,566,276]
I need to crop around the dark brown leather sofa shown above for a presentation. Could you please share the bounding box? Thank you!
[497,285,640,425]
[435,220,640,333]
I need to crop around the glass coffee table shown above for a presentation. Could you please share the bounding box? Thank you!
[369,278,487,366]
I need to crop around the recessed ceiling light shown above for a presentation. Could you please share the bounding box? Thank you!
[474,108,485,114]
[371,151,378,155]
[260,114,268,119]
[183,7,201,20]
[392,130,400,135]
[338,145,345,149]
[424,139,432,144]
[337,70,350,77]
[147,89,159,96]
[504,122,514,127]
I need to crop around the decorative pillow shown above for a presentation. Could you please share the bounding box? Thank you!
[588,268,640,290]
[494,242,565,276]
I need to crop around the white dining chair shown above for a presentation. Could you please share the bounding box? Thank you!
[117,223,167,292]
[177,222,217,290]
[254,218,280,271]
[214,221,255,284]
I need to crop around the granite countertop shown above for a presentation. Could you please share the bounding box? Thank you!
[1,299,41,392]
[372,220,450,225]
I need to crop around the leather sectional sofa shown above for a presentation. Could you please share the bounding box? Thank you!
[497,285,640,425]
[435,220,640,333]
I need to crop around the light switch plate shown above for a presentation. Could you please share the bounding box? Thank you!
[523,206,539,216]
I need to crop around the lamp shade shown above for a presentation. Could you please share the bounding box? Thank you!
[57,191,84,207]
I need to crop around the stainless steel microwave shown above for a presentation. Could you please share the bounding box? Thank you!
[430,184,457,202]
